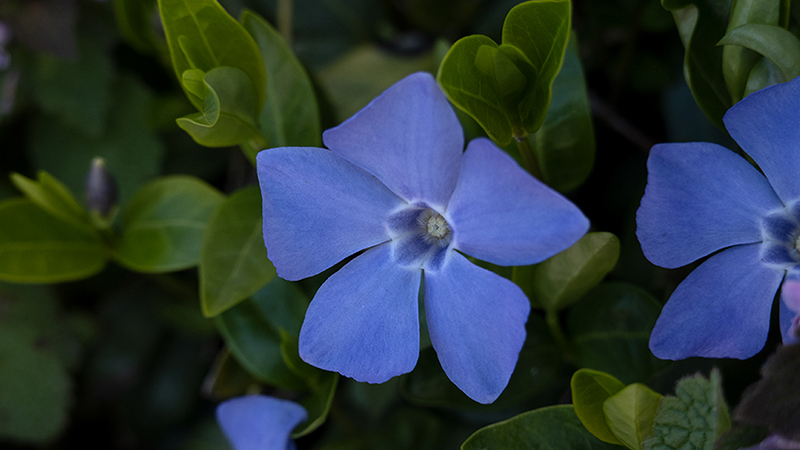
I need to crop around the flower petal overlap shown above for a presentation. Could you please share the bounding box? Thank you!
[637,75,800,360]
[257,72,589,403]
[216,395,306,450]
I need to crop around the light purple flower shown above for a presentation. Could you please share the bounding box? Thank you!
[743,434,800,450]
[216,395,306,450]
[256,72,588,403]
[637,76,800,360]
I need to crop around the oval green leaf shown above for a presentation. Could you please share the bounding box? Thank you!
[602,384,663,450]
[462,404,623,450]
[10,171,89,228]
[200,186,275,317]
[0,199,106,283]
[719,23,800,81]
[571,368,626,445]
[114,176,223,272]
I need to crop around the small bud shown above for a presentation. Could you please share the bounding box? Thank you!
[85,157,118,217]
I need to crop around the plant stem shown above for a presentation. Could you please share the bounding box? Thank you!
[278,0,293,47]
[515,135,543,180]
[546,310,570,357]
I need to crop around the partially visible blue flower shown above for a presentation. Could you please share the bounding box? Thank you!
[743,434,800,450]
[216,395,306,450]
[780,280,800,344]
[256,72,588,403]
[637,76,800,359]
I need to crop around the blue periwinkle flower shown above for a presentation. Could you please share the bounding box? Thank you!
[216,395,306,450]
[256,72,588,403]
[637,76,800,360]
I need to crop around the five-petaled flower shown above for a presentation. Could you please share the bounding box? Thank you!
[217,395,305,450]
[256,72,588,403]
[637,76,800,360]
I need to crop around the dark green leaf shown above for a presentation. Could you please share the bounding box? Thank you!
[518,232,619,313]
[744,57,783,96]
[10,171,89,228]
[157,0,266,109]
[572,368,626,445]
[214,278,309,390]
[293,371,339,438]
[644,370,731,450]
[714,425,770,450]
[241,11,322,149]
[200,186,275,317]
[0,199,105,283]
[176,66,263,147]
[114,176,223,272]
[603,384,663,450]
[566,282,663,384]
[530,34,595,193]
[29,75,165,205]
[663,0,732,128]
[31,37,113,137]
[461,405,623,450]
[202,348,260,400]
[114,0,169,57]
[721,0,781,103]
[718,23,800,81]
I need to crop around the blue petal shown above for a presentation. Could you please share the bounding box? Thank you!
[724,76,800,204]
[779,279,800,344]
[257,147,405,281]
[322,72,463,209]
[637,142,782,269]
[423,252,530,404]
[446,138,588,266]
[216,395,307,450]
[298,243,421,383]
[649,244,784,360]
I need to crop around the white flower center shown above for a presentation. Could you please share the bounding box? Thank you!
[419,209,451,246]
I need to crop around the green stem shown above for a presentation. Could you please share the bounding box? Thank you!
[515,134,543,180]
[277,0,293,47]
[546,309,570,357]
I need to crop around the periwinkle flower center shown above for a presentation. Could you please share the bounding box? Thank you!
[761,202,800,265]
[387,206,453,270]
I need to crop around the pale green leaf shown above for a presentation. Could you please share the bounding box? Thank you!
[603,384,663,450]
[571,368,626,445]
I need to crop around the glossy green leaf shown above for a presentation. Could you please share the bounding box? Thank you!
[176,66,263,147]
[214,278,309,391]
[519,232,619,313]
[644,370,731,450]
[571,368,626,445]
[114,176,223,272]
[293,371,339,438]
[462,405,623,450]
[603,384,663,450]
[402,314,561,409]
[10,171,88,228]
[241,11,322,149]
[502,0,572,133]
[200,186,275,317]
[719,23,800,81]
[744,57,783,96]
[721,0,781,103]
[157,0,266,109]
[566,282,663,384]
[663,0,732,128]
[529,34,595,193]
[0,199,106,283]
[31,37,113,138]
[29,75,164,205]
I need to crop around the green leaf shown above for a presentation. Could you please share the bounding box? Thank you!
[200,186,275,317]
[603,384,663,450]
[114,0,169,57]
[529,34,595,193]
[241,11,322,149]
[744,57,784,96]
[663,0,732,128]
[214,278,309,391]
[114,176,223,272]
[176,66,263,147]
[402,314,562,409]
[157,0,266,110]
[721,0,781,103]
[502,0,572,133]
[29,75,165,206]
[203,348,260,400]
[31,37,114,138]
[10,171,89,228]
[461,404,623,450]
[644,370,731,450]
[566,282,663,384]
[518,232,620,313]
[571,368,627,445]
[293,372,339,438]
[718,23,800,81]
[0,199,106,283]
